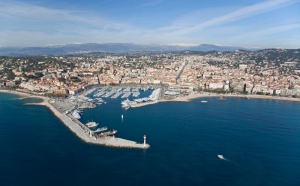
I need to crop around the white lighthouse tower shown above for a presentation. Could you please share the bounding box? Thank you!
[144,135,146,146]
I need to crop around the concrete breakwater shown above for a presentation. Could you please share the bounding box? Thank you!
[130,100,159,108]
[24,99,150,149]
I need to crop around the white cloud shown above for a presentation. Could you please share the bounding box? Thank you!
[0,1,132,32]
[164,0,297,35]
[250,23,300,36]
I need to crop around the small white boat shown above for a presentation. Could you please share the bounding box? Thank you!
[86,121,99,128]
[201,100,208,103]
[72,110,81,119]
[121,114,123,119]
[217,154,225,160]
[93,126,108,133]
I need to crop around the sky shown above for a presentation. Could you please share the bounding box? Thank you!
[0,0,300,48]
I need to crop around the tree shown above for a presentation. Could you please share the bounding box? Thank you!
[35,72,44,78]
[6,69,15,80]
[70,77,81,82]
[58,77,66,83]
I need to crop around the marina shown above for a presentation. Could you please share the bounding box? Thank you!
[47,86,159,148]
[10,86,165,149]
[120,88,161,109]
[25,89,151,149]
[65,86,163,111]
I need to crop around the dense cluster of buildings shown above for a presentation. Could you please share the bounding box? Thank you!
[0,48,299,97]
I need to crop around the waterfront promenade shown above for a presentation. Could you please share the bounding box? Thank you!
[128,92,300,109]
[167,92,300,102]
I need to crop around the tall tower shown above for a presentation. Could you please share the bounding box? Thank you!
[144,135,146,146]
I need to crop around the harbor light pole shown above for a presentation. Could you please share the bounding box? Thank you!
[144,135,146,146]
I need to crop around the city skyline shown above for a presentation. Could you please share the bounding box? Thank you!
[1,0,300,48]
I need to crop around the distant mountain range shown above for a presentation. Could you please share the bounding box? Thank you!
[0,43,251,56]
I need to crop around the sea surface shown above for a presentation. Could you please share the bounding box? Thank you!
[1,92,300,186]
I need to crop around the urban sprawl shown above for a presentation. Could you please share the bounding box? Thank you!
[1,49,300,97]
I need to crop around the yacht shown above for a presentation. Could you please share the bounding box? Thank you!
[72,110,81,119]
[217,155,225,160]
[93,126,108,133]
[86,121,99,128]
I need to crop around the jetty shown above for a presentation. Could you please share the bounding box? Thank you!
[24,98,150,149]
[101,137,150,149]
[130,100,159,108]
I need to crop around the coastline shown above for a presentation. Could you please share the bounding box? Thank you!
[2,89,300,104]
[0,89,48,101]
[164,93,300,102]
[130,92,300,108]
[1,89,300,148]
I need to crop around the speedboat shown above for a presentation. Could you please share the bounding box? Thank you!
[93,127,108,133]
[72,110,81,119]
[86,122,99,128]
[217,155,225,160]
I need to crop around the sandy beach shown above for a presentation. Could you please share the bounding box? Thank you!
[167,92,300,102]
[121,91,300,109]
[0,89,49,103]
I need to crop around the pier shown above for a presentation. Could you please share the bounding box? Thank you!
[60,107,150,149]
[130,100,159,108]
[101,137,150,149]
[24,99,150,149]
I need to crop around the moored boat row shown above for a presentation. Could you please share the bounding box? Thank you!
[93,126,108,133]
[98,130,118,138]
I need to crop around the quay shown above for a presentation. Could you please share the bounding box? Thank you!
[130,100,159,108]
[24,98,150,149]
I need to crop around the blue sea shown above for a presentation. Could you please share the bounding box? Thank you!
[1,92,300,186]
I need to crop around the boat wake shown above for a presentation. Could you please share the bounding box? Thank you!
[217,155,242,167]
